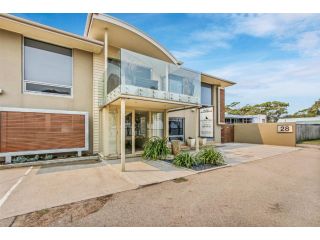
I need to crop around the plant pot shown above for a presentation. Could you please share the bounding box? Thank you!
[187,138,196,148]
[199,138,207,146]
[171,140,181,156]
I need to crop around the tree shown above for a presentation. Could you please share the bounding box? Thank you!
[286,99,320,118]
[226,101,289,122]
[253,101,289,122]
[225,102,240,114]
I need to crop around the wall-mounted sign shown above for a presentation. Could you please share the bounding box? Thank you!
[277,125,293,133]
[200,107,214,138]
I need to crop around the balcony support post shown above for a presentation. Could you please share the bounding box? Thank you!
[104,29,109,98]
[164,109,169,139]
[120,98,126,172]
[165,64,169,93]
[132,109,136,155]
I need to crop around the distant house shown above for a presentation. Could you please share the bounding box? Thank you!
[278,116,320,124]
[225,114,266,124]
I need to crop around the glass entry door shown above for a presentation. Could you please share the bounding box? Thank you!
[125,111,133,154]
[135,111,148,152]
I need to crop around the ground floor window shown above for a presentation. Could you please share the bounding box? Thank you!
[169,117,185,141]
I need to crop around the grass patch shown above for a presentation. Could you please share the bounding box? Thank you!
[299,139,320,145]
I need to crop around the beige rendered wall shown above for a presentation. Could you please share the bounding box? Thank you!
[168,84,222,143]
[168,108,198,140]
[0,29,94,152]
[234,123,296,147]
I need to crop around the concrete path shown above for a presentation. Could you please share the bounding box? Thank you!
[5,148,318,227]
[219,143,299,165]
[0,143,302,221]
[0,158,194,220]
[0,161,137,220]
[107,158,195,186]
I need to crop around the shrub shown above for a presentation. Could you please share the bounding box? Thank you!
[172,152,197,168]
[142,137,170,160]
[197,147,225,165]
[12,154,54,164]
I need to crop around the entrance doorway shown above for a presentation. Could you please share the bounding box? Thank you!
[125,111,132,154]
[135,111,148,152]
[109,108,165,156]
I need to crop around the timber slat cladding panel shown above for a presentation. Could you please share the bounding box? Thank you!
[219,88,225,123]
[0,111,85,153]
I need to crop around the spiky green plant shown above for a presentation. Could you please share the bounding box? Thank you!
[197,147,225,165]
[142,137,170,160]
[172,152,197,168]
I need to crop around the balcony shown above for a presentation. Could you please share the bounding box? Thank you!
[102,49,201,106]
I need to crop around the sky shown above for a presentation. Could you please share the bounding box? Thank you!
[13,13,320,113]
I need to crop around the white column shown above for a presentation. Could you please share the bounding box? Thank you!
[148,111,152,137]
[104,29,109,98]
[121,98,126,172]
[164,110,169,139]
[102,106,110,156]
[165,64,169,92]
[116,107,121,155]
[132,109,136,155]
[195,107,200,151]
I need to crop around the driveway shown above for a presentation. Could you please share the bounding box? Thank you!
[0,158,194,220]
[0,143,310,224]
[3,147,318,227]
[0,160,137,220]
[219,143,299,165]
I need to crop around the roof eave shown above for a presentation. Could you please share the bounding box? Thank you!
[0,13,104,53]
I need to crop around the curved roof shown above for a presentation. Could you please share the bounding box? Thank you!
[85,13,181,65]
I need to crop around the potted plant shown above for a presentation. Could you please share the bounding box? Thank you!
[199,138,207,146]
[187,137,196,148]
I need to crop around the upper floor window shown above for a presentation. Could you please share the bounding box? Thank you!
[201,82,212,106]
[107,58,121,94]
[23,38,73,96]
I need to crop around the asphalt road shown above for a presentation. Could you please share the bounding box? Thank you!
[2,148,320,227]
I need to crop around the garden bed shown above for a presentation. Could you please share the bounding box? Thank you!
[141,137,227,172]
[163,158,227,172]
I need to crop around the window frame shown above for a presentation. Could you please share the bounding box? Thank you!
[169,117,185,142]
[22,37,74,98]
[201,82,213,106]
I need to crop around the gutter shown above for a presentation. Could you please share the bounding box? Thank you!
[201,72,236,85]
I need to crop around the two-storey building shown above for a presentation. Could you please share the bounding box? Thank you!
[0,13,235,170]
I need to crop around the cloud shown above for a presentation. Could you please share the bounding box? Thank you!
[208,57,320,113]
[167,14,320,113]
[281,30,320,57]
[171,14,320,60]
